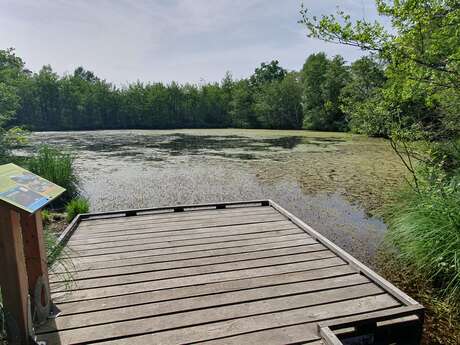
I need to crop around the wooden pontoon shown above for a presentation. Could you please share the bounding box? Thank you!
[36,200,424,344]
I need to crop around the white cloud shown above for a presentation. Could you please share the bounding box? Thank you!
[0,0,389,84]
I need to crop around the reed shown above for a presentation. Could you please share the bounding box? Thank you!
[385,170,460,303]
[28,145,78,206]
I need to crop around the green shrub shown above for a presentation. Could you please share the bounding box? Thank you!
[41,209,52,224]
[385,169,460,302]
[66,198,90,223]
[28,145,78,206]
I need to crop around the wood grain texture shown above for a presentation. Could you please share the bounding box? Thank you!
[40,275,370,332]
[54,265,358,314]
[50,251,337,290]
[36,202,421,345]
[49,243,326,282]
[38,294,399,345]
[51,238,321,273]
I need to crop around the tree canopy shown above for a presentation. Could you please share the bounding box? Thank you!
[300,0,460,142]
[1,44,436,141]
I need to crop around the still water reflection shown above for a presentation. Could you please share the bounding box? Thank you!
[26,129,405,264]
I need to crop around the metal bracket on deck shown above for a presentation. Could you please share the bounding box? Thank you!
[125,210,137,217]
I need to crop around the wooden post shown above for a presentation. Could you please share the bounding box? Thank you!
[21,210,52,324]
[0,205,31,345]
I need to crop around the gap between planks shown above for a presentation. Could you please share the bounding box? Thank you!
[77,206,278,229]
[68,228,304,258]
[40,274,371,332]
[50,244,328,282]
[66,233,314,264]
[68,221,297,249]
[50,238,324,274]
[37,293,399,345]
[52,258,349,302]
[50,254,343,292]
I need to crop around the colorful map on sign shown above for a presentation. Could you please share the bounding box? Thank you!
[0,163,65,213]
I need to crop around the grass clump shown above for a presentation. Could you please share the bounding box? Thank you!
[385,169,460,303]
[28,145,78,206]
[66,197,90,223]
[41,209,52,224]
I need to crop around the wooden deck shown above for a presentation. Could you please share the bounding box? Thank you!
[36,200,424,345]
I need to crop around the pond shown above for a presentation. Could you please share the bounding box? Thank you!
[26,129,405,265]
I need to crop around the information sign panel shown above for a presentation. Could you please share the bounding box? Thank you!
[0,163,65,213]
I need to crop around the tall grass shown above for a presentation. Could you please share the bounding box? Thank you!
[66,198,90,223]
[385,169,460,302]
[28,145,78,207]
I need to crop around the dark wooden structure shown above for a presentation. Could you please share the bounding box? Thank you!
[36,200,424,344]
[0,208,56,344]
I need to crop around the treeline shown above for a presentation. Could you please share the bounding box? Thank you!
[1,48,389,133]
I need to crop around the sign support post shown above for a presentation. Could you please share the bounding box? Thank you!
[0,205,31,345]
[0,163,65,344]
[21,210,53,324]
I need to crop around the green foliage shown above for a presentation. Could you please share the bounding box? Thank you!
[340,56,388,136]
[28,146,78,204]
[41,209,52,224]
[386,168,460,302]
[0,48,29,161]
[301,53,350,131]
[4,54,360,132]
[300,0,460,140]
[250,60,287,88]
[229,79,258,128]
[66,198,90,223]
[2,48,384,133]
[254,73,303,129]
[300,0,460,318]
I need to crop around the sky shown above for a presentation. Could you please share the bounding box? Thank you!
[0,0,388,85]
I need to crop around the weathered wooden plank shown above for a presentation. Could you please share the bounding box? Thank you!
[78,205,273,223]
[73,214,286,237]
[52,257,346,301]
[270,200,420,306]
[68,220,297,249]
[50,251,337,290]
[79,200,269,220]
[52,238,320,273]
[69,233,313,264]
[69,221,298,250]
[36,202,422,345]
[50,244,327,282]
[320,326,343,345]
[69,229,301,258]
[38,293,398,345]
[40,274,370,332]
[77,206,277,229]
[196,323,324,345]
[53,266,358,314]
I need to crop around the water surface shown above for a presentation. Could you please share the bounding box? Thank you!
[26,129,405,264]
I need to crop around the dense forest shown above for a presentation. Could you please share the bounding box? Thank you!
[1,48,389,133]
